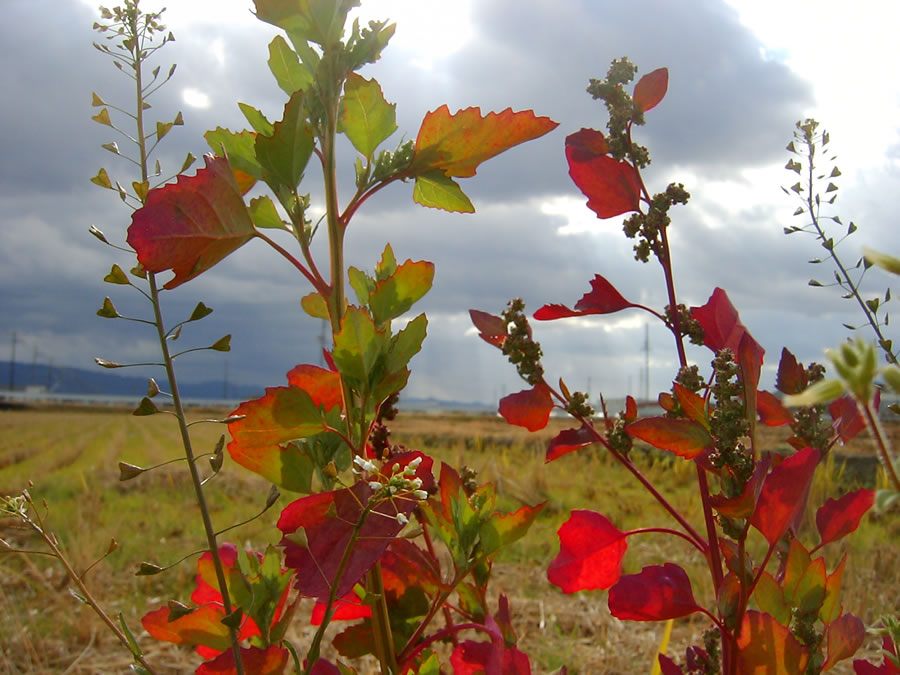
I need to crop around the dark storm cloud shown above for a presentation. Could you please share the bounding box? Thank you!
[0,0,870,404]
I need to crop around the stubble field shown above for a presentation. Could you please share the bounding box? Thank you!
[1,404,897,674]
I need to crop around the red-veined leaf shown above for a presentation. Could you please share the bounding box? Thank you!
[625,417,714,459]
[409,105,558,179]
[534,274,641,320]
[823,614,866,671]
[565,128,642,219]
[127,154,256,289]
[816,489,875,547]
[547,510,627,593]
[750,447,819,545]
[470,309,507,348]
[498,384,553,432]
[608,563,702,621]
[757,390,794,426]
[381,538,445,599]
[775,347,807,395]
[196,645,290,675]
[192,543,241,605]
[141,604,231,652]
[736,610,809,674]
[277,452,433,601]
[546,424,598,462]
[479,501,545,558]
[633,68,669,112]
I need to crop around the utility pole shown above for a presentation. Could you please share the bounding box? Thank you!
[644,323,650,401]
[8,331,22,392]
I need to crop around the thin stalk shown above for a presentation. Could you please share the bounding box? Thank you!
[23,516,157,674]
[128,7,244,671]
[802,142,896,365]
[859,399,900,491]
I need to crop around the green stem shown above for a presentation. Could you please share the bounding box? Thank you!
[128,8,243,670]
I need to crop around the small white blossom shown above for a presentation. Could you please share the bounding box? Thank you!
[407,456,423,470]
[368,481,383,491]
[353,456,378,474]
[413,490,428,501]
[396,513,409,526]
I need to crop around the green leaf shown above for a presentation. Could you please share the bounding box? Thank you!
[339,73,397,159]
[210,335,232,352]
[332,307,387,386]
[478,501,545,558]
[188,302,213,322]
[375,244,397,281]
[204,127,265,181]
[237,103,274,137]
[255,90,315,191]
[156,120,173,141]
[97,297,120,318]
[369,259,434,325]
[348,266,375,306]
[253,0,358,47]
[118,612,144,658]
[752,572,791,625]
[413,169,474,213]
[180,152,197,173]
[249,195,287,230]
[267,35,312,96]
[104,265,129,285]
[385,313,428,375]
[300,292,329,320]
[875,488,900,512]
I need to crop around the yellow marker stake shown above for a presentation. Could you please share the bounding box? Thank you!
[650,618,674,675]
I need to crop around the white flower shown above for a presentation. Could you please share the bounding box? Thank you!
[413,490,428,501]
[368,481,383,492]
[396,513,409,526]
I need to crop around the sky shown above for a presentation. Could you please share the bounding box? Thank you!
[1,0,898,407]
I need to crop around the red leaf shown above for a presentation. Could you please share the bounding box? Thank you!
[310,588,371,625]
[738,330,765,409]
[710,456,770,519]
[127,155,256,289]
[286,364,343,410]
[410,105,558,179]
[633,68,669,113]
[546,424,598,462]
[625,417,714,459]
[736,610,809,673]
[450,641,532,675]
[547,510,627,593]
[853,636,899,674]
[822,614,866,671]
[750,447,819,545]
[776,348,807,395]
[829,394,868,443]
[658,654,685,675]
[608,563,701,621]
[816,489,875,547]
[277,452,434,601]
[757,390,794,426]
[141,604,231,652]
[470,309,507,348]
[498,384,553,431]
[196,645,289,675]
[691,289,763,380]
[565,129,642,219]
[381,538,445,599]
[192,543,240,605]
[534,274,641,321]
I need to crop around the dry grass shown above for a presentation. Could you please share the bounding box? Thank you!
[1,406,897,673]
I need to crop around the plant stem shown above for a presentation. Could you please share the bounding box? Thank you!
[859,399,900,491]
[24,515,157,673]
[128,7,243,670]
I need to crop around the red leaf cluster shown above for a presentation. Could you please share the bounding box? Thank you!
[565,129,642,219]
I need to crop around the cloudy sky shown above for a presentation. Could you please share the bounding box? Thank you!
[1,0,897,407]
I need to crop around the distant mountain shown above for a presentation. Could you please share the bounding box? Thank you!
[0,361,262,402]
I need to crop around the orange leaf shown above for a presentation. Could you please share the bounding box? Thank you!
[410,105,557,178]
[736,610,809,673]
[633,68,669,113]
